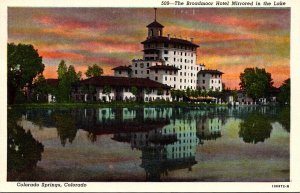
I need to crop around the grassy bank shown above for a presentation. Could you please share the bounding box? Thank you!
[10,101,227,109]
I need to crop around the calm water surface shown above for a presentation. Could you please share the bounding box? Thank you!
[9,106,289,181]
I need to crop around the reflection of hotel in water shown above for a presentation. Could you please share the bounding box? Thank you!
[197,117,223,141]
[23,107,226,180]
[111,108,199,180]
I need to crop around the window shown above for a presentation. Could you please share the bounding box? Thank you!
[140,63,144,68]
[180,79,182,83]
[174,58,176,62]
[219,80,221,83]
[135,63,137,67]
[164,43,168,48]
[165,76,167,81]
[203,74,205,77]
[174,51,176,54]
[180,72,182,75]
[155,76,158,81]
[181,52,183,56]
[191,60,193,64]
[118,71,121,74]
[164,57,168,61]
[185,53,187,56]
[191,53,193,57]
[141,71,143,74]
[180,85,182,89]
[164,50,168,54]
[155,70,158,74]
[174,77,176,81]
[180,59,182,62]
[147,70,150,74]
[211,80,214,83]
[135,70,137,74]
[203,80,205,84]
[147,63,150,67]
[184,79,186,83]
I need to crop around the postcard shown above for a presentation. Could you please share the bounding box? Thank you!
[1,0,300,192]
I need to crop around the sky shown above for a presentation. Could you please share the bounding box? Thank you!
[8,8,290,89]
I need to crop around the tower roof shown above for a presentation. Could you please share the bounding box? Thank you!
[141,36,199,48]
[147,21,164,28]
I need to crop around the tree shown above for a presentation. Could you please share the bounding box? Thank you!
[32,74,50,102]
[239,113,272,144]
[8,110,44,172]
[7,43,44,104]
[157,88,164,96]
[239,67,273,102]
[103,86,112,95]
[277,78,290,105]
[145,88,152,95]
[57,60,67,79]
[56,61,81,102]
[130,86,138,100]
[85,64,103,78]
[52,111,77,146]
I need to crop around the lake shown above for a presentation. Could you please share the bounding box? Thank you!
[8,106,290,182]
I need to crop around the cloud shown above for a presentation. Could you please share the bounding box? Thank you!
[8,8,290,89]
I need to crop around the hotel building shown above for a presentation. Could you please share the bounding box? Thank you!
[113,9,223,92]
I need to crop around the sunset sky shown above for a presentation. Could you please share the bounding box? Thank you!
[8,8,290,88]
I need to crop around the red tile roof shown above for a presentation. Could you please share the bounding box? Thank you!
[79,76,170,89]
[142,36,199,48]
[147,21,164,28]
[45,79,59,87]
[148,65,180,71]
[198,70,224,75]
[112,66,132,71]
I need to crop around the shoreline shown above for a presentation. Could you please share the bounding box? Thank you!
[9,101,228,109]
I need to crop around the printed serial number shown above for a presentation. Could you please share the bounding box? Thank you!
[272,184,289,188]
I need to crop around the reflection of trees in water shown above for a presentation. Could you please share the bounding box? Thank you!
[239,113,272,144]
[7,110,44,173]
[52,111,77,146]
[140,147,196,181]
[277,107,290,133]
